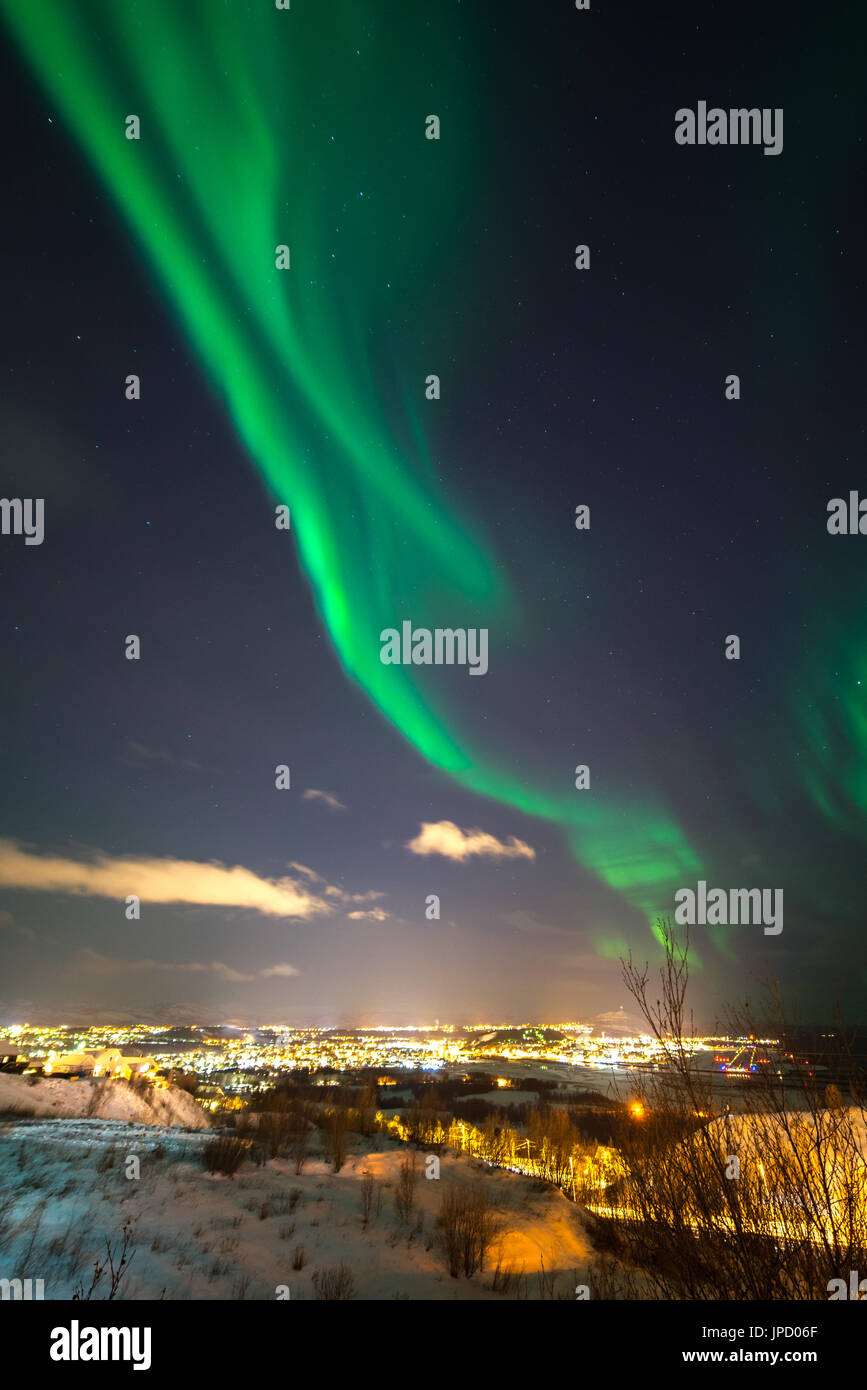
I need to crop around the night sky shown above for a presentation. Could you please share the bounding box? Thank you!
[0,0,864,1027]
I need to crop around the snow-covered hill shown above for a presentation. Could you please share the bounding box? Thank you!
[0,1073,207,1127]
[0,1119,599,1300]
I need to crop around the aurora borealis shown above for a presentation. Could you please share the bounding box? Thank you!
[1,0,865,1023]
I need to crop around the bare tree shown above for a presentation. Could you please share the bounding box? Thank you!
[287,1108,310,1175]
[358,1080,378,1137]
[360,1170,376,1227]
[323,1107,348,1173]
[438,1182,502,1278]
[395,1151,419,1225]
[601,919,867,1300]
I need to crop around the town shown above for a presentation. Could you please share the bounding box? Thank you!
[0,1018,778,1112]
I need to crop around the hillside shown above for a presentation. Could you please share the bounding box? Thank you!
[0,1119,599,1300]
[0,1073,207,1128]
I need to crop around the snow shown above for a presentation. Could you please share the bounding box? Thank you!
[0,1113,596,1300]
[0,1073,206,1128]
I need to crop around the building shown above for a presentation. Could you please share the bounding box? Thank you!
[45,1049,157,1080]
[45,1051,96,1077]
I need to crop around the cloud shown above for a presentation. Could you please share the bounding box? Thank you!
[289,862,323,882]
[326,887,385,903]
[347,907,390,921]
[126,741,203,772]
[288,863,385,906]
[405,821,536,863]
[76,948,299,983]
[0,840,331,919]
[303,788,347,812]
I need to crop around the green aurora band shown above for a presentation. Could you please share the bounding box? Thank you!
[2,0,729,944]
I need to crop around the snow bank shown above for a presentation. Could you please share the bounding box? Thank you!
[0,1073,207,1128]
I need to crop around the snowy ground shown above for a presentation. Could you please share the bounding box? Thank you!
[0,1072,206,1127]
[0,1104,598,1299]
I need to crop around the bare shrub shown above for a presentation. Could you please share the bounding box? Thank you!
[360,1170,376,1227]
[72,1219,135,1300]
[490,1255,527,1297]
[395,1151,419,1225]
[202,1134,250,1177]
[312,1262,356,1300]
[536,1254,556,1299]
[589,1251,646,1300]
[289,1120,310,1175]
[438,1182,503,1278]
[17,1197,48,1266]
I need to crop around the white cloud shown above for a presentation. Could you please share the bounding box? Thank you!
[0,840,330,919]
[326,886,385,903]
[288,862,323,881]
[302,788,348,812]
[126,741,203,772]
[289,862,385,905]
[347,907,390,921]
[405,821,536,863]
